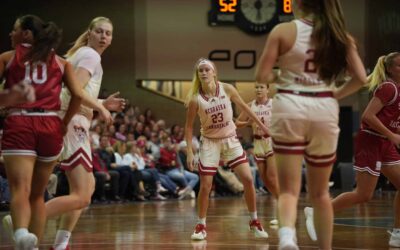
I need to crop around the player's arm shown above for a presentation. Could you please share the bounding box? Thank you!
[73,67,113,124]
[224,83,269,135]
[235,102,252,128]
[184,96,198,171]
[362,90,400,145]
[255,24,285,84]
[62,62,83,129]
[334,35,367,100]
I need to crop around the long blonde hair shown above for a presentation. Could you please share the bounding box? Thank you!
[65,16,112,58]
[368,52,400,91]
[184,58,218,107]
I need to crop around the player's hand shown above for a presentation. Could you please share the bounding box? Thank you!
[187,153,194,172]
[103,92,126,112]
[9,80,36,105]
[260,124,270,136]
[99,107,113,125]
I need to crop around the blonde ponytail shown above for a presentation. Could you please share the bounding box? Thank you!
[368,52,400,91]
[65,16,112,58]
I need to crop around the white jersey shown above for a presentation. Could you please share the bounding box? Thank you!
[197,82,236,139]
[250,99,272,136]
[60,46,103,119]
[277,19,333,92]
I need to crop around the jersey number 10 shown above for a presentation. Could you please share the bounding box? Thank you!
[24,61,48,84]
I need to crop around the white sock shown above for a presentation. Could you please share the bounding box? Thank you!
[249,211,257,220]
[279,226,295,239]
[14,228,29,241]
[197,217,206,225]
[393,228,400,234]
[53,230,71,250]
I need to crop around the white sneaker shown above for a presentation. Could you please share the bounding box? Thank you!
[388,230,400,247]
[2,215,14,241]
[249,219,269,238]
[278,227,298,250]
[279,235,299,250]
[269,219,279,225]
[191,224,207,240]
[15,232,38,250]
[304,207,317,241]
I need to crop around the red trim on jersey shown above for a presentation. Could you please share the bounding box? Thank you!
[304,152,336,160]
[304,156,336,167]
[254,151,274,162]
[255,98,269,106]
[278,89,333,98]
[198,161,217,176]
[60,148,93,172]
[227,152,248,169]
[254,135,270,140]
[304,152,336,167]
[199,82,220,102]
[272,139,308,147]
[300,18,314,26]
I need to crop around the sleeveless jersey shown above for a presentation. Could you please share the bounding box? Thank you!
[250,99,272,136]
[197,82,236,139]
[361,80,400,134]
[60,46,102,119]
[4,43,64,110]
[277,19,333,92]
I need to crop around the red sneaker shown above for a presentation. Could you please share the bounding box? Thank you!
[249,219,269,238]
[191,224,207,240]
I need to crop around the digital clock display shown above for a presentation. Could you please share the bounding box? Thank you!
[208,0,294,35]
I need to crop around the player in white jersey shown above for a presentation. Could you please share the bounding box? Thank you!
[255,0,366,249]
[185,58,270,241]
[236,82,279,224]
[43,17,124,250]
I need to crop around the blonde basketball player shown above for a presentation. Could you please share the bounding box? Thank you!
[185,58,270,241]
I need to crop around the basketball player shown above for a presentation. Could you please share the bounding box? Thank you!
[236,82,280,225]
[43,17,122,250]
[305,52,400,248]
[255,0,367,249]
[0,15,82,249]
[185,58,270,241]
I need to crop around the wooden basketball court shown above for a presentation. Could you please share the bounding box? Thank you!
[0,192,396,249]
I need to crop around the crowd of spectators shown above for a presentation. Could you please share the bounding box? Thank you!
[0,103,272,207]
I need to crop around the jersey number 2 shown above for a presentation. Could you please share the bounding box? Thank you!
[24,61,47,84]
[304,49,317,73]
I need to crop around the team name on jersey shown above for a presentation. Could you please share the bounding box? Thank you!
[255,111,269,116]
[389,120,400,129]
[294,76,323,86]
[207,121,230,130]
[205,104,226,114]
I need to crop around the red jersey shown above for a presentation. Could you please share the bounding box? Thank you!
[361,80,400,134]
[4,43,64,110]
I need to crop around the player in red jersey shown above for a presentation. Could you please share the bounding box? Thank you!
[305,52,400,248]
[0,15,82,250]
[255,0,366,249]
[185,58,270,241]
